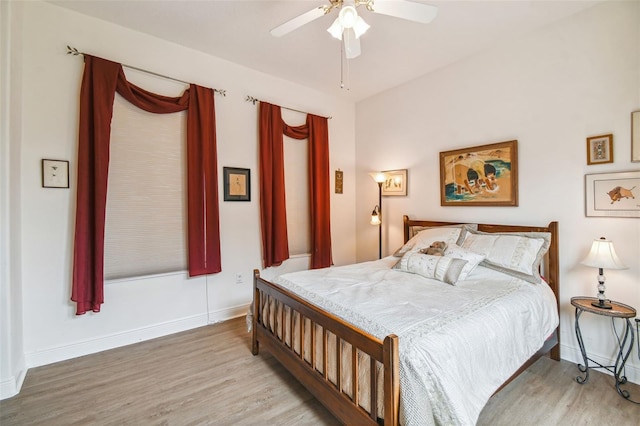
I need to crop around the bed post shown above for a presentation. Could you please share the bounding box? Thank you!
[383,334,400,426]
[252,269,261,355]
[403,215,410,243]
[548,221,560,361]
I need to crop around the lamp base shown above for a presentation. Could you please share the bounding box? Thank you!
[591,301,613,309]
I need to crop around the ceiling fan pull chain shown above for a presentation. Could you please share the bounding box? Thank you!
[340,40,345,89]
[345,53,350,91]
[340,39,350,90]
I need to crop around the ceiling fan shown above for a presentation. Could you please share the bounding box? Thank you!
[270,0,438,59]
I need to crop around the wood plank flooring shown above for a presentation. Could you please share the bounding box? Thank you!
[1,317,639,425]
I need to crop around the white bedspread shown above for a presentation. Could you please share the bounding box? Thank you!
[273,257,558,426]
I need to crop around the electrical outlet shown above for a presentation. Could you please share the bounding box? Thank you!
[235,273,243,284]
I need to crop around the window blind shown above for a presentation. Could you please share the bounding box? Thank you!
[283,135,310,256]
[103,93,187,279]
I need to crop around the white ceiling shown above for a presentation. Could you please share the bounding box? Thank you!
[50,0,603,102]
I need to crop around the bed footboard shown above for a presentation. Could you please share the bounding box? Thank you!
[252,270,399,426]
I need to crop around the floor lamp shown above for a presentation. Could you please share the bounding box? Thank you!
[369,172,385,259]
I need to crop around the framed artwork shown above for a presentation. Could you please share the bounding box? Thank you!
[585,170,640,218]
[42,159,69,188]
[381,169,407,196]
[632,111,640,162]
[223,167,250,201]
[439,140,518,206]
[335,169,343,194]
[586,134,613,165]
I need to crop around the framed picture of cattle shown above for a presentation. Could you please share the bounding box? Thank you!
[585,171,640,218]
[439,140,518,207]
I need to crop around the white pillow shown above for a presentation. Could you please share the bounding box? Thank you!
[394,227,466,257]
[457,227,551,284]
[444,244,486,280]
[407,223,478,239]
[393,251,468,285]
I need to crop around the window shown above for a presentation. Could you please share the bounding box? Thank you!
[103,91,187,279]
[283,133,310,256]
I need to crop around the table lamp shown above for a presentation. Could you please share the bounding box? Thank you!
[580,237,628,309]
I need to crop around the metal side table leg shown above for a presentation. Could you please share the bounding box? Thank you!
[613,317,634,400]
[575,307,590,384]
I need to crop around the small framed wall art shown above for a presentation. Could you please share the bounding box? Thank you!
[585,170,639,218]
[42,159,69,188]
[223,167,250,201]
[381,169,408,196]
[586,134,613,165]
[335,169,343,194]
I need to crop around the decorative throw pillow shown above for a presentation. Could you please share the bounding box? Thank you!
[443,244,486,280]
[393,251,469,285]
[394,227,467,257]
[457,226,551,284]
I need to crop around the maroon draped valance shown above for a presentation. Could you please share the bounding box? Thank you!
[258,102,332,270]
[72,55,221,315]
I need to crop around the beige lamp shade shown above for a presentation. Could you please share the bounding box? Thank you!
[369,172,386,183]
[580,238,628,270]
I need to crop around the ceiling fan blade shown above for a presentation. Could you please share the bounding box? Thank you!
[371,0,438,24]
[343,29,361,59]
[270,6,327,37]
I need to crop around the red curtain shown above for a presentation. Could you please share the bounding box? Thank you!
[72,55,221,315]
[258,103,289,267]
[258,102,332,269]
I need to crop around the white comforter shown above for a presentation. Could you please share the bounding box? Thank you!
[273,256,558,426]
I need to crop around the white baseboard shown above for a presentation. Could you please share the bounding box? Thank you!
[0,364,26,400]
[208,303,249,324]
[25,313,209,369]
[24,305,251,370]
[561,342,639,385]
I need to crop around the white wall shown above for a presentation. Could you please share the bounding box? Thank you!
[1,0,356,398]
[356,0,640,383]
[0,0,26,399]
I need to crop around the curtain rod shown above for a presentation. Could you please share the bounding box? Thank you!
[245,96,332,120]
[66,46,226,97]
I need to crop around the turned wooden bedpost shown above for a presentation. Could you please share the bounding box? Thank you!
[403,215,411,244]
[548,221,560,361]
[252,269,261,355]
[383,334,400,426]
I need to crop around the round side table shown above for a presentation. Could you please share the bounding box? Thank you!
[571,296,637,402]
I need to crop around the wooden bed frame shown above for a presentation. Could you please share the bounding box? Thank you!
[252,216,560,425]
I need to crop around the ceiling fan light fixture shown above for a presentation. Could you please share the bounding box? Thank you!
[328,2,368,41]
[353,16,370,38]
[338,5,358,28]
[327,17,343,40]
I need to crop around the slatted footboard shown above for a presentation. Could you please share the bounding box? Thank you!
[252,270,400,426]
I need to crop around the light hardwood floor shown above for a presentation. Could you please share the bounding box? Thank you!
[2,317,639,425]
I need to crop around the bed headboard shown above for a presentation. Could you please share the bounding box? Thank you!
[402,215,560,360]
